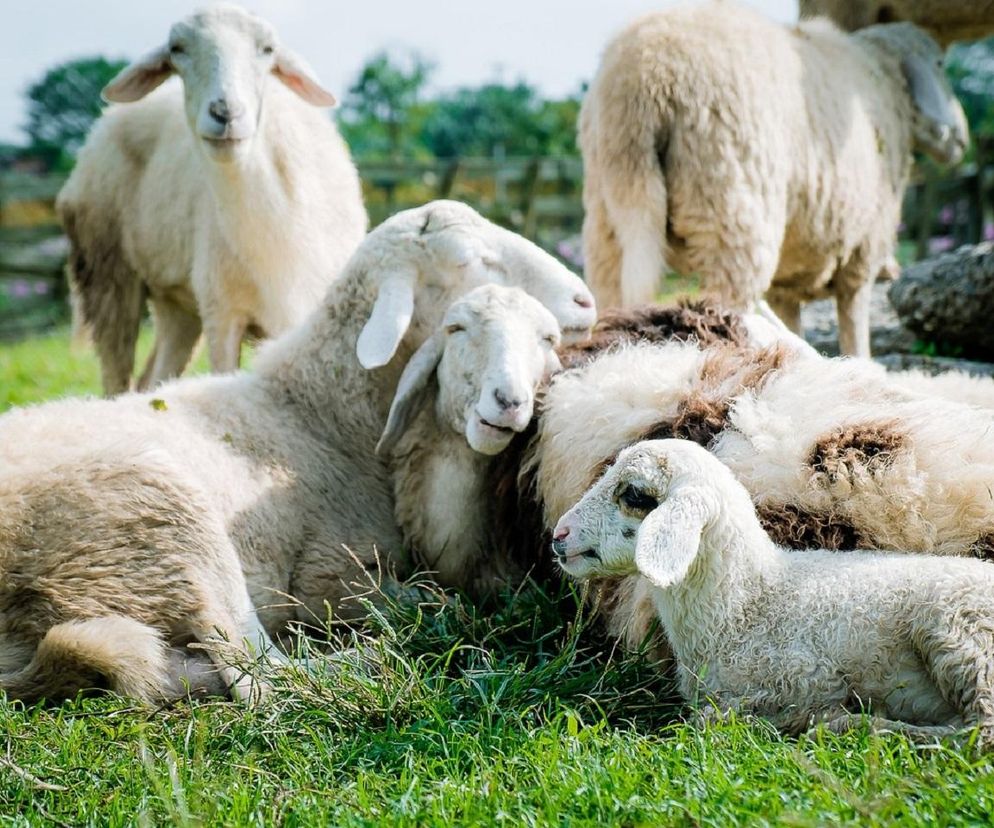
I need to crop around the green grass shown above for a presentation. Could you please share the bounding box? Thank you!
[2,329,993,826]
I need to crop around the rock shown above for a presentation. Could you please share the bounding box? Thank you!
[875,353,994,378]
[888,242,994,360]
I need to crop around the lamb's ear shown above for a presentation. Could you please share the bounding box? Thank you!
[102,47,174,103]
[634,491,707,590]
[901,53,957,129]
[376,333,444,456]
[357,273,416,369]
[273,49,336,107]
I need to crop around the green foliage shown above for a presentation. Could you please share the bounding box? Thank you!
[947,38,994,143]
[24,56,127,169]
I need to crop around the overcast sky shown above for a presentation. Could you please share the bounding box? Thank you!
[0,0,796,145]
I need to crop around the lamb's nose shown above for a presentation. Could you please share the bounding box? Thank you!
[208,99,244,125]
[494,388,524,411]
[574,294,593,309]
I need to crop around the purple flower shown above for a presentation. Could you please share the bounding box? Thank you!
[33,281,51,296]
[928,236,956,255]
[9,280,31,299]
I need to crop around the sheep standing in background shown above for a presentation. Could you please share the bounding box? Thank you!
[554,439,994,745]
[799,0,994,46]
[0,202,596,703]
[579,3,967,356]
[58,4,367,394]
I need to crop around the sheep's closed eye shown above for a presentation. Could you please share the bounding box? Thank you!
[542,334,557,346]
[619,484,658,513]
[446,324,466,335]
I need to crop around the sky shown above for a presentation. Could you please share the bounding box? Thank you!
[0,0,796,145]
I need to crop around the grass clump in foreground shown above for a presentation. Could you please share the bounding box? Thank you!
[1,582,993,826]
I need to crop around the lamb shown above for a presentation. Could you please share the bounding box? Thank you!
[579,3,967,356]
[57,4,367,395]
[553,439,994,745]
[0,201,596,703]
[799,0,994,46]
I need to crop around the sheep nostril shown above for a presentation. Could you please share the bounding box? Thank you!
[553,527,570,542]
[574,294,593,309]
[208,100,231,125]
[551,538,568,556]
[494,388,523,411]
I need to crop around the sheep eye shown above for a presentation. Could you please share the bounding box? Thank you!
[619,485,658,513]
[543,334,557,346]
[169,44,185,56]
[261,44,275,56]
[446,324,466,335]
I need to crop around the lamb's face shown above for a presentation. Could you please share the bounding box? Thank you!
[102,5,335,164]
[552,444,672,580]
[437,285,561,455]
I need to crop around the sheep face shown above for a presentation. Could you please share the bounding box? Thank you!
[357,202,595,371]
[102,4,335,163]
[377,284,562,457]
[860,23,968,164]
[553,440,721,589]
[437,286,561,455]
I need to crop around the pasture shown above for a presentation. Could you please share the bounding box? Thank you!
[1,330,993,825]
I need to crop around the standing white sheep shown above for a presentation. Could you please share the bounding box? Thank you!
[554,439,994,745]
[57,4,367,394]
[580,3,967,356]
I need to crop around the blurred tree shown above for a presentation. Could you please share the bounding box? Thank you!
[339,51,435,159]
[24,56,127,168]
[947,38,994,140]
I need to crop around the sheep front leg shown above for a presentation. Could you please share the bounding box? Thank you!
[138,299,203,390]
[835,273,873,358]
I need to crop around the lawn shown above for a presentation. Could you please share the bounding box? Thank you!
[1,329,993,826]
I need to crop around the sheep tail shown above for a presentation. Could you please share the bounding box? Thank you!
[59,201,144,395]
[0,616,170,704]
[598,86,671,307]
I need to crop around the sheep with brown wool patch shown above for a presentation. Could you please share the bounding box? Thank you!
[554,439,994,746]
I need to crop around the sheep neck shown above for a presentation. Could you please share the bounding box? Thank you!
[651,514,784,668]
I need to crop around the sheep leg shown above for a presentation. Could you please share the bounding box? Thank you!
[582,175,624,309]
[815,711,965,744]
[137,300,202,390]
[765,293,803,335]
[835,275,873,357]
[204,314,247,374]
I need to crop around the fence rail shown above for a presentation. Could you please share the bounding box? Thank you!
[1,151,993,340]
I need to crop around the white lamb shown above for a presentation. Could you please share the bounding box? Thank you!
[0,201,596,703]
[580,3,967,356]
[554,439,994,745]
[58,4,367,394]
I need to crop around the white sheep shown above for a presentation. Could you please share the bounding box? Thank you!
[57,4,367,395]
[800,0,994,46]
[553,439,994,745]
[0,201,596,703]
[579,3,967,356]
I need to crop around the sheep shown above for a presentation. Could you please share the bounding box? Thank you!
[579,3,967,356]
[799,0,994,46]
[383,284,563,597]
[553,438,994,745]
[57,4,367,395]
[0,200,596,703]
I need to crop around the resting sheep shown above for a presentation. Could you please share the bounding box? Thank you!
[800,0,994,46]
[0,201,595,702]
[553,439,994,745]
[58,4,367,394]
[579,3,967,356]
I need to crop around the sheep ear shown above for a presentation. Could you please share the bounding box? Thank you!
[634,492,707,590]
[376,333,444,456]
[102,47,174,103]
[273,50,337,107]
[901,53,956,129]
[357,274,417,369]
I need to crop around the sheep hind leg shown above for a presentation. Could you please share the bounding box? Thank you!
[815,712,966,744]
[582,181,625,310]
[765,292,803,336]
[835,271,873,357]
[137,300,202,391]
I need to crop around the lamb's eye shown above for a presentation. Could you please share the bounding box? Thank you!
[619,485,658,513]
[169,44,186,56]
[543,334,557,346]
[261,44,275,56]
[446,324,466,335]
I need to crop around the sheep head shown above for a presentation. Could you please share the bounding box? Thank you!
[102,4,334,163]
[377,284,562,457]
[858,23,968,165]
[356,201,595,371]
[553,440,729,590]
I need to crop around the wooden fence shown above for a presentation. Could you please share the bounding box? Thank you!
[1,151,993,339]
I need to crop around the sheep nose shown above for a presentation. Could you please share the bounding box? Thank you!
[552,537,569,556]
[494,388,524,411]
[208,99,244,125]
[554,527,570,541]
[574,294,593,309]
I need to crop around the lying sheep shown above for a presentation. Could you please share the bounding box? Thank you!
[579,3,967,355]
[0,201,595,703]
[58,4,367,394]
[800,0,994,46]
[554,439,994,745]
